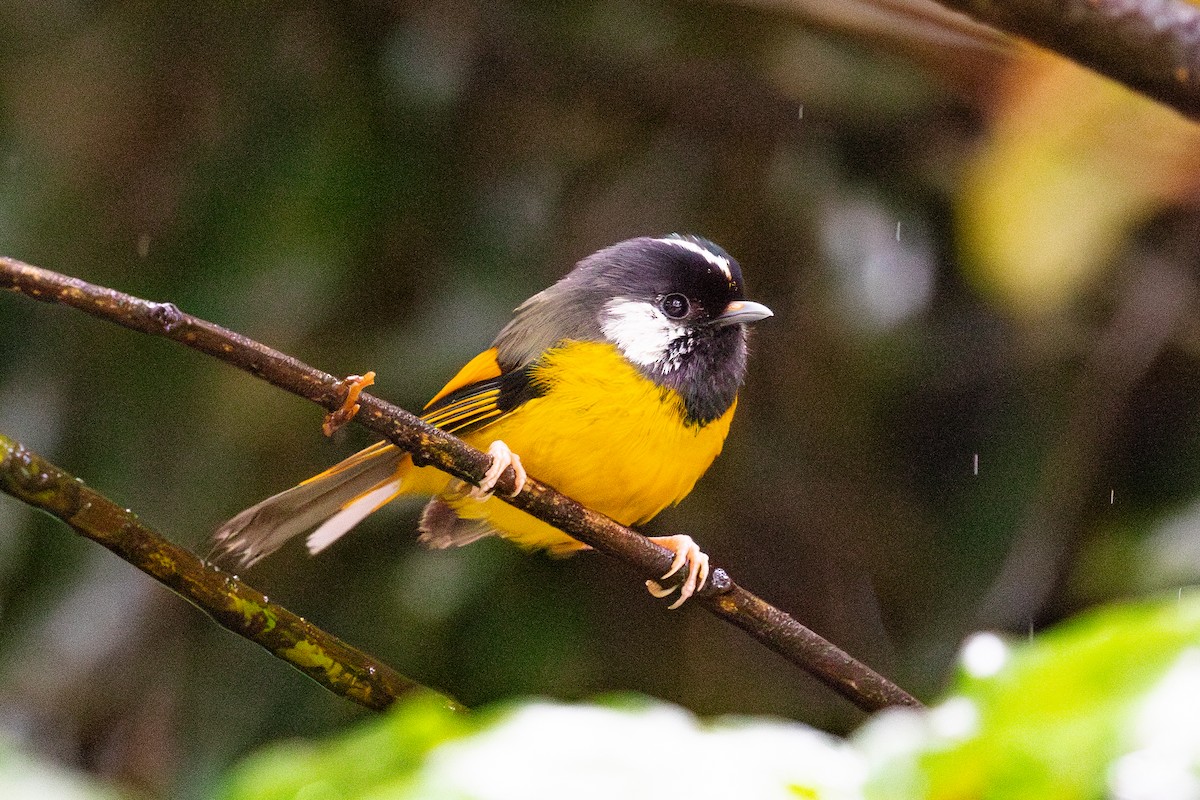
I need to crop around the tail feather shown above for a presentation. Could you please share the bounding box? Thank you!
[212,444,407,567]
[417,497,497,549]
[305,479,403,555]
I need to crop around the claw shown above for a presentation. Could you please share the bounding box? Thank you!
[322,371,376,436]
[661,547,687,581]
[470,440,527,499]
[646,535,710,609]
[645,580,675,598]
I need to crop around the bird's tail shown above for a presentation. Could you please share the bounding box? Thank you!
[211,441,412,567]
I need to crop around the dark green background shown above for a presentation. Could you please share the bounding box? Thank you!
[2,2,1196,797]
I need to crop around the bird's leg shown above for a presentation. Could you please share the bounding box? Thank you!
[322,371,376,436]
[470,440,527,499]
[645,534,710,609]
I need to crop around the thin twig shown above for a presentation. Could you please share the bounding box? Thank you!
[0,256,920,712]
[930,0,1200,120]
[0,434,451,712]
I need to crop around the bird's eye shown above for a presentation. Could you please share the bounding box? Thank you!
[661,293,690,319]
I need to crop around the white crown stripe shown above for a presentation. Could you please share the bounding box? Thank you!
[654,237,732,281]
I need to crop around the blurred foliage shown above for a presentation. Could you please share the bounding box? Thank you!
[219,692,865,800]
[3,0,1200,797]
[219,692,475,800]
[1,737,130,800]
[861,591,1200,799]
[960,51,1200,314]
[214,592,1200,800]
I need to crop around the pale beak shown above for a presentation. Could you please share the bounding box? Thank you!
[712,299,773,326]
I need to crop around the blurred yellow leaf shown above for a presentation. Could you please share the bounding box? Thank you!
[960,52,1200,314]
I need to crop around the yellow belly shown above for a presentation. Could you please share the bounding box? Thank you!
[430,341,736,553]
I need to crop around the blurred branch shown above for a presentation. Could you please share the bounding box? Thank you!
[0,256,921,713]
[743,0,1013,98]
[929,0,1200,119]
[0,433,447,713]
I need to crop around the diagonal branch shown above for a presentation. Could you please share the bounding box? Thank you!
[928,0,1200,120]
[0,256,920,712]
[0,433,450,712]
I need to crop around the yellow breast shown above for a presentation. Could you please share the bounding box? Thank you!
[448,341,736,552]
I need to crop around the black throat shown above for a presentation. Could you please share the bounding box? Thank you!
[643,325,749,427]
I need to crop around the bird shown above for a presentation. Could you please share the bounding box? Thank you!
[212,235,772,607]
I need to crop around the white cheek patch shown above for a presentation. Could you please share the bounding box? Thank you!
[600,299,688,372]
[654,237,732,281]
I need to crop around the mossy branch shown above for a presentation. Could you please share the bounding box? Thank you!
[0,256,920,713]
[0,434,452,712]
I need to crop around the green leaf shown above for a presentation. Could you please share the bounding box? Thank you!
[216,691,472,800]
[219,691,863,800]
[860,591,1200,799]
[219,593,1200,800]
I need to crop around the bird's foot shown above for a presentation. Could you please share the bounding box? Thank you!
[470,440,527,499]
[645,534,709,610]
[322,371,376,436]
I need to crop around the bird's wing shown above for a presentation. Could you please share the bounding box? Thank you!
[421,347,543,435]
[424,347,504,406]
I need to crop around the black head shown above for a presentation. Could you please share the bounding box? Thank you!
[581,235,772,424]
[493,235,771,425]
[576,235,749,324]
